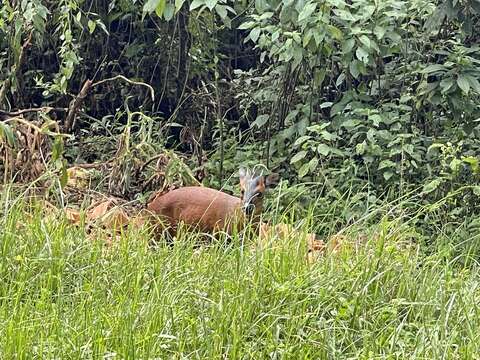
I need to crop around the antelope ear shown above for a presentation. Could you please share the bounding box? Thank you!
[265,173,280,188]
[239,167,247,180]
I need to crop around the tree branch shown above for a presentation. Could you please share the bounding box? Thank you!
[92,75,155,102]
[63,79,93,133]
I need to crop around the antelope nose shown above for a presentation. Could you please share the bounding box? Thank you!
[243,203,255,215]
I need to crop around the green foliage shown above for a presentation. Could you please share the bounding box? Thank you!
[228,0,480,221]
[0,122,16,147]
[1,0,480,227]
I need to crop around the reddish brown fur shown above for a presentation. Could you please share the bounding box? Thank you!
[147,186,246,234]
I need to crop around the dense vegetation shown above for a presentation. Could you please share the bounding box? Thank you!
[1,0,480,357]
[1,1,479,209]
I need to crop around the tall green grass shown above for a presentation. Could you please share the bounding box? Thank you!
[1,188,480,358]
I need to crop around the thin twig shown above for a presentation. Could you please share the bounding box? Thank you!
[70,162,113,169]
[92,75,155,102]
[0,107,67,118]
[140,154,164,173]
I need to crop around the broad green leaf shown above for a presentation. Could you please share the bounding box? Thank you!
[319,102,333,109]
[427,143,445,154]
[462,156,479,173]
[215,5,227,19]
[369,114,382,126]
[424,7,444,32]
[291,150,307,164]
[386,31,401,43]
[303,29,313,47]
[155,0,166,17]
[313,28,325,45]
[0,122,16,147]
[374,25,386,39]
[358,35,370,49]
[298,162,310,178]
[356,142,366,155]
[59,162,68,189]
[422,178,443,194]
[378,159,396,170]
[341,119,360,129]
[252,114,269,128]
[308,157,319,172]
[258,12,273,20]
[292,32,301,44]
[440,78,455,93]
[255,0,269,12]
[51,136,64,161]
[205,0,217,10]
[238,21,255,30]
[320,130,336,141]
[250,28,261,42]
[280,5,294,24]
[349,60,361,79]
[317,144,331,156]
[175,0,186,12]
[307,122,330,132]
[421,64,446,74]
[457,75,470,94]
[333,8,355,22]
[314,68,326,87]
[343,38,355,54]
[383,171,394,181]
[466,75,480,94]
[285,110,299,124]
[327,25,343,40]
[190,0,204,11]
[292,46,303,69]
[298,2,316,22]
[366,128,375,142]
[260,51,266,63]
[294,135,311,146]
[143,0,161,13]
[272,30,280,42]
[355,46,368,62]
[164,3,175,20]
[87,19,96,34]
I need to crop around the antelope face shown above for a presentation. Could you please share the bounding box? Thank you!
[239,167,279,217]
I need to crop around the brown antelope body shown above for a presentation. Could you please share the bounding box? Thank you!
[147,168,278,236]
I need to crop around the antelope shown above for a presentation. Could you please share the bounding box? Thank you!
[146,167,279,237]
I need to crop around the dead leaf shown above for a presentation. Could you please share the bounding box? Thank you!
[65,208,81,224]
[85,200,130,231]
[102,206,130,229]
[87,200,113,221]
[67,167,92,189]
